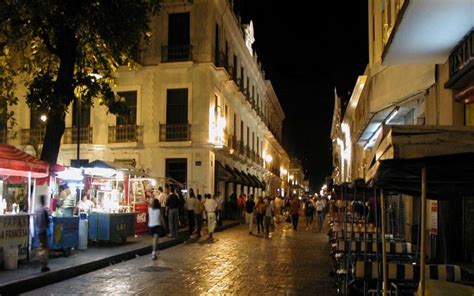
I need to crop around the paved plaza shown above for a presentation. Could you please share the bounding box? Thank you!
[25,220,334,295]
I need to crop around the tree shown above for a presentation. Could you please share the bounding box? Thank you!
[0,0,161,163]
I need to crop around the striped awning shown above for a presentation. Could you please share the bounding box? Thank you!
[0,144,49,178]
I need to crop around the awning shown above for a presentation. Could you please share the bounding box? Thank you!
[0,144,49,178]
[249,174,265,189]
[233,168,248,186]
[215,161,234,182]
[243,172,259,188]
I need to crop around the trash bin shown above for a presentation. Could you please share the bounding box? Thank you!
[3,246,18,270]
[78,213,88,250]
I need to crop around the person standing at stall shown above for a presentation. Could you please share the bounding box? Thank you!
[157,186,169,234]
[166,186,180,238]
[35,195,50,272]
[185,188,196,235]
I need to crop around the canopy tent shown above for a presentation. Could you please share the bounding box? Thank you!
[0,144,49,178]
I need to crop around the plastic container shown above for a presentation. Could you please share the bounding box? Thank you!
[78,213,88,250]
[4,246,18,270]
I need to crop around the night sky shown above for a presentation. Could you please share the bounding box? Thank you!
[236,1,368,190]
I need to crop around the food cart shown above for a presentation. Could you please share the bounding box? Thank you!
[129,177,158,234]
[84,160,136,242]
[0,144,49,268]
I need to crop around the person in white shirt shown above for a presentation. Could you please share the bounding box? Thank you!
[185,188,196,235]
[204,193,218,240]
[215,191,224,227]
[77,194,94,213]
[315,198,325,231]
[148,197,164,260]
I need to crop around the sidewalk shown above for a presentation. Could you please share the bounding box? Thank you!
[0,220,241,295]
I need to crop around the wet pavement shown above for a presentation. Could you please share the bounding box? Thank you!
[24,219,334,295]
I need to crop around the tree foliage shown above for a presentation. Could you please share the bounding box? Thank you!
[0,0,161,163]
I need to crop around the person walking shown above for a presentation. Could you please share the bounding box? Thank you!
[255,196,265,235]
[148,197,165,260]
[244,194,255,235]
[315,197,325,231]
[264,197,274,238]
[304,198,315,230]
[204,193,218,240]
[166,186,180,238]
[35,195,50,272]
[185,188,196,235]
[215,191,224,227]
[194,194,204,238]
[290,196,301,231]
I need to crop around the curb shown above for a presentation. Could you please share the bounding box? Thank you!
[0,220,241,295]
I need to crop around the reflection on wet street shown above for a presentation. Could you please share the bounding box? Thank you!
[26,220,334,295]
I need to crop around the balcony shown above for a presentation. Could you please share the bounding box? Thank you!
[161,45,193,63]
[21,128,46,145]
[62,127,93,144]
[108,125,143,143]
[159,123,191,142]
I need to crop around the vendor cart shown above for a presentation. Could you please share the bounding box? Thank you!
[88,212,135,243]
[48,216,79,256]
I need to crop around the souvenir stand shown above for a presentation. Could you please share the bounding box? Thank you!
[0,144,49,267]
[84,160,135,243]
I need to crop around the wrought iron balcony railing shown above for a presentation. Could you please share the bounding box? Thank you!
[63,127,93,144]
[108,125,143,143]
[161,45,193,62]
[21,128,46,145]
[159,123,191,142]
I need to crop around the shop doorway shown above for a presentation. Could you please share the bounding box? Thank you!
[165,158,187,188]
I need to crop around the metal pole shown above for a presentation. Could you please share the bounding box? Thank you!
[420,166,427,296]
[76,91,81,167]
[380,189,388,296]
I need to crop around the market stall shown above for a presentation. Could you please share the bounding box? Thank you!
[0,144,49,267]
[129,177,157,234]
[84,160,136,242]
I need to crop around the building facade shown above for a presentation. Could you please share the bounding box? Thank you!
[332,0,474,263]
[9,0,289,198]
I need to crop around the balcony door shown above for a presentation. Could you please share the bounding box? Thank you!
[164,89,188,141]
[168,13,190,46]
[114,91,137,142]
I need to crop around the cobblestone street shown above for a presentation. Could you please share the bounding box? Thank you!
[25,220,334,295]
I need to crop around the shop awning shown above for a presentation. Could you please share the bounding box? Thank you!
[215,161,234,182]
[234,169,250,186]
[0,144,49,178]
[243,171,259,188]
[368,125,474,199]
[249,174,265,189]
[227,166,243,184]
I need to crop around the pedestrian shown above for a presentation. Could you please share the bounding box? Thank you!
[237,193,246,220]
[290,196,301,231]
[274,195,283,216]
[204,193,218,240]
[166,186,180,238]
[148,197,165,260]
[35,195,50,272]
[304,198,315,230]
[315,197,325,231]
[255,196,265,235]
[264,197,274,238]
[158,186,169,234]
[185,188,196,234]
[215,191,224,227]
[194,194,204,238]
[244,194,255,234]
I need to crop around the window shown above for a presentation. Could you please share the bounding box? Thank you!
[116,91,137,126]
[240,120,244,141]
[257,136,259,156]
[246,126,249,146]
[233,113,237,136]
[233,55,238,79]
[166,158,187,187]
[252,132,255,151]
[166,89,188,124]
[215,24,220,63]
[168,13,190,46]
